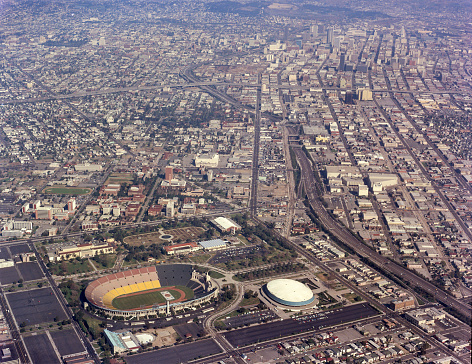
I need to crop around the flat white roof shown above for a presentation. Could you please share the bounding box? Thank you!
[213,216,240,230]
[199,239,227,249]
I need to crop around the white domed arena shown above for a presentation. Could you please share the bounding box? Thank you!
[263,279,315,307]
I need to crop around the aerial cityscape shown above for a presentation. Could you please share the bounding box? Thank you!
[0,0,471,363]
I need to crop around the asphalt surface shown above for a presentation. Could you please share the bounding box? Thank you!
[17,261,44,281]
[23,333,61,364]
[223,310,278,329]
[224,303,378,347]
[0,247,11,259]
[125,339,222,364]
[7,287,67,326]
[0,266,21,284]
[50,328,87,357]
[9,244,31,255]
[0,287,28,363]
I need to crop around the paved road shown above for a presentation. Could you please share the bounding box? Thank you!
[250,73,261,216]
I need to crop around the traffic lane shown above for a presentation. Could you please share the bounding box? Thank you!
[224,303,378,347]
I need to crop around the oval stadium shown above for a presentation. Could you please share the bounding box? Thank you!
[85,265,218,318]
[263,279,315,308]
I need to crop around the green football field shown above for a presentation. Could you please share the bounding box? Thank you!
[111,286,195,310]
[43,186,91,195]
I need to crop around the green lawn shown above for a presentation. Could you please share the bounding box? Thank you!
[43,186,91,195]
[91,254,117,270]
[106,173,134,184]
[112,285,194,310]
[342,293,363,303]
[240,296,261,307]
[189,253,213,264]
[318,291,337,305]
[208,270,225,279]
[49,259,93,276]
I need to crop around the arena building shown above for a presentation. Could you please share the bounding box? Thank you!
[263,279,315,308]
[85,264,218,319]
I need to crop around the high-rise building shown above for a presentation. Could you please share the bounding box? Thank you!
[333,36,341,49]
[345,91,354,104]
[326,28,333,45]
[339,53,345,71]
[401,26,406,38]
[310,25,319,36]
[165,166,173,181]
[67,198,76,211]
[166,201,174,218]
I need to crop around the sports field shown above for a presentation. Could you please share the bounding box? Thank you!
[43,186,91,195]
[105,173,134,185]
[111,285,194,310]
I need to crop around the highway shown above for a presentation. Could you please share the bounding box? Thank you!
[292,146,471,322]
[0,82,466,105]
[249,73,262,216]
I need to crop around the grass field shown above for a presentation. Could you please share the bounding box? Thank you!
[43,186,91,195]
[208,271,225,279]
[111,285,194,310]
[106,173,134,185]
[48,259,94,276]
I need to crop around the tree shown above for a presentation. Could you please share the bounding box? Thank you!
[419,342,430,355]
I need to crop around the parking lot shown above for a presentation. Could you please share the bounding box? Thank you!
[7,287,67,326]
[17,262,44,281]
[23,333,61,364]
[9,244,31,256]
[224,303,379,347]
[0,247,11,260]
[125,338,222,364]
[50,328,86,357]
[224,310,278,329]
[173,322,202,339]
[209,245,265,265]
[0,266,21,284]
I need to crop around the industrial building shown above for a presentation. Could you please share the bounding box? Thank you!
[210,217,241,234]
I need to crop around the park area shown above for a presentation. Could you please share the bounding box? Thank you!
[111,285,194,310]
[43,186,91,195]
[123,227,205,246]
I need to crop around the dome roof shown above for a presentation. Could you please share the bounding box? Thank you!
[265,279,314,306]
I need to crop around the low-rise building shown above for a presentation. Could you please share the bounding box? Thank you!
[163,242,201,255]
[211,217,241,234]
[198,238,228,251]
[46,240,115,262]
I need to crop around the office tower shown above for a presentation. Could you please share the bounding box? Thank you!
[327,28,333,45]
[165,166,173,181]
